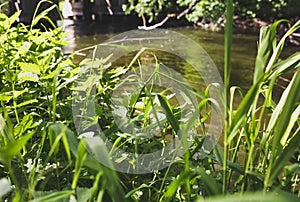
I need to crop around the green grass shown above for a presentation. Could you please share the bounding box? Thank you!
[0,0,299,201]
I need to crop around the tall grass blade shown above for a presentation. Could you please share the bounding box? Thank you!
[71,141,87,190]
[270,129,300,184]
[157,94,180,134]
[31,0,60,29]
[223,0,233,193]
[253,20,288,83]
[163,170,192,202]
[265,20,300,72]
[31,190,74,202]
[265,69,300,188]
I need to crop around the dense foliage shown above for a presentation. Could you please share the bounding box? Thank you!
[123,0,300,27]
[0,1,299,201]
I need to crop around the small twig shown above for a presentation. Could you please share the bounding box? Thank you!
[74,45,97,56]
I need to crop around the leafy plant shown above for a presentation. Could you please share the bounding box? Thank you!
[0,0,299,201]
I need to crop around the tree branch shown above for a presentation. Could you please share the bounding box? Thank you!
[138,0,200,30]
[177,0,200,19]
[138,14,176,30]
[105,0,113,15]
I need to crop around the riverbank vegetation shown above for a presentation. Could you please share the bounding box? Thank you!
[123,0,300,30]
[0,0,299,201]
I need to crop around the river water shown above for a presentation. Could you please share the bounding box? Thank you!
[62,20,297,94]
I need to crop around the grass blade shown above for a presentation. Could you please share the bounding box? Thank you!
[157,94,180,134]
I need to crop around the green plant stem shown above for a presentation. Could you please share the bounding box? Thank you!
[12,83,20,124]
[223,0,233,194]
[227,130,242,190]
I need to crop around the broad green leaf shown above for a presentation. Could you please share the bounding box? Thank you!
[271,70,300,152]
[253,26,271,83]
[82,136,126,201]
[49,124,72,159]
[0,94,13,101]
[19,62,41,75]
[57,124,126,201]
[284,163,300,175]
[76,187,92,202]
[227,79,261,143]
[18,72,39,82]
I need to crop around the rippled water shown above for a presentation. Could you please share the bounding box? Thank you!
[62,20,297,93]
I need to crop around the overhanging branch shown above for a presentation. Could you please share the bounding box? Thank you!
[138,0,200,30]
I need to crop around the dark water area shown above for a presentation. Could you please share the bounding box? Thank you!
[62,19,299,95]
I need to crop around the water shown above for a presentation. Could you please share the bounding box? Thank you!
[63,20,297,93]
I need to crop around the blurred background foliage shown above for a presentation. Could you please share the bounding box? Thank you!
[123,0,300,26]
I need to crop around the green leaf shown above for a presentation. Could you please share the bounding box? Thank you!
[8,11,21,25]
[265,20,300,73]
[0,131,35,164]
[76,187,92,202]
[82,136,126,201]
[57,124,126,201]
[0,94,13,102]
[163,170,192,202]
[194,167,221,195]
[31,3,57,28]
[270,129,300,184]
[253,20,287,83]
[280,105,300,145]
[18,72,39,82]
[19,62,41,75]
[71,141,87,189]
[31,190,74,202]
[269,52,300,78]
[265,69,300,187]
[157,94,180,134]
[17,42,32,56]
[15,99,38,108]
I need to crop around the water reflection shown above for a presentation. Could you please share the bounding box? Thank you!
[61,20,298,92]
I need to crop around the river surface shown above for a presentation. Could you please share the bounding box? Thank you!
[62,20,298,94]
